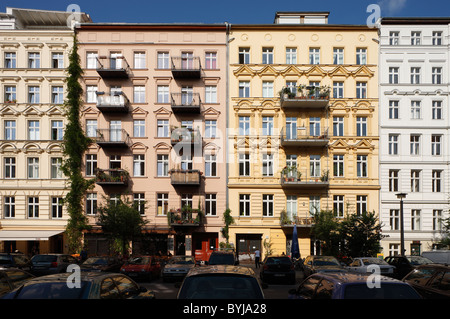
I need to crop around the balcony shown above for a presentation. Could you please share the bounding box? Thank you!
[170,127,202,148]
[168,208,203,227]
[280,212,314,228]
[280,127,329,147]
[95,169,129,187]
[96,91,130,113]
[280,168,329,189]
[93,129,131,149]
[169,169,201,187]
[280,85,329,109]
[171,56,202,78]
[96,56,131,79]
[171,93,201,113]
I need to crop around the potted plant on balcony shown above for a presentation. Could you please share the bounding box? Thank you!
[319,86,330,99]
[320,169,329,182]
[296,169,302,182]
[279,87,291,100]
[280,209,291,225]
[297,85,306,98]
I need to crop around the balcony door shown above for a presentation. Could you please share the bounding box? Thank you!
[110,52,122,69]
[110,86,122,105]
[181,87,193,105]
[181,52,194,70]
[309,117,321,137]
[286,117,297,139]
[110,120,122,142]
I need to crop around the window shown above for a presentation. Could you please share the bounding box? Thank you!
[181,194,193,209]
[28,197,39,218]
[86,193,97,216]
[333,82,344,98]
[286,48,297,64]
[411,101,421,119]
[51,120,63,140]
[52,53,64,68]
[205,120,217,138]
[432,170,442,192]
[4,157,16,179]
[356,195,367,216]
[4,120,16,140]
[262,81,273,98]
[205,52,217,69]
[389,134,399,155]
[109,155,121,170]
[432,101,442,120]
[205,194,217,216]
[411,170,421,192]
[411,31,421,45]
[157,52,170,69]
[86,120,97,138]
[86,86,98,103]
[432,31,443,45]
[133,120,145,137]
[239,154,250,176]
[333,195,344,218]
[357,155,368,177]
[133,155,145,177]
[134,52,146,69]
[390,210,399,230]
[51,86,64,104]
[410,67,420,84]
[309,196,320,215]
[239,194,250,217]
[157,193,169,216]
[433,210,443,231]
[133,193,145,215]
[52,197,63,219]
[333,155,344,177]
[28,86,40,103]
[389,31,400,45]
[239,81,250,98]
[309,48,320,64]
[133,86,145,103]
[262,194,274,217]
[262,48,273,64]
[432,67,442,84]
[310,155,321,178]
[157,154,169,176]
[333,117,344,137]
[262,116,273,136]
[4,196,15,218]
[356,48,367,65]
[389,100,399,119]
[286,195,297,220]
[239,48,250,64]
[262,154,274,177]
[28,121,40,140]
[410,135,420,155]
[432,135,442,156]
[205,155,217,177]
[4,86,16,102]
[389,170,399,192]
[157,120,169,137]
[356,117,367,136]
[51,157,63,179]
[157,85,169,103]
[411,210,421,231]
[239,116,250,135]
[85,154,97,176]
[86,52,98,69]
[333,48,344,64]
[309,117,321,136]
[28,52,40,68]
[4,52,16,68]
[205,86,217,103]
[389,67,399,84]
[356,82,367,99]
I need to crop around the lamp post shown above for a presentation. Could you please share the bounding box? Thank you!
[396,193,407,256]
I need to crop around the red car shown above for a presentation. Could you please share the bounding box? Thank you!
[120,256,161,282]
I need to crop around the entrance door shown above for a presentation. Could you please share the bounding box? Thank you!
[193,233,218,262]
[236,234,261,262]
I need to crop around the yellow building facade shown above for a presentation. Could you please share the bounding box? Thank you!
[227,13,379,260]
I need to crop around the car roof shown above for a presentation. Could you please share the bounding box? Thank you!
[186,265,256,277]
[415,263,450,270]
[20,272,125,284]
[309,272,404,284]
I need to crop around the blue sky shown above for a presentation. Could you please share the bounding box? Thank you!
[2,0,450,24]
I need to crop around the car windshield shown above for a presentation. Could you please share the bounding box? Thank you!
[178,275,263,299]
[266,257,291,265]
[344,283,420,299]
[11,282,90,299]
[169,257,194,265]
[128,257,150,265]
[407,256,433,265]
[83,258,109,265]
[313,257,340,266]
[32,255,57,262]
[361,258,389,266]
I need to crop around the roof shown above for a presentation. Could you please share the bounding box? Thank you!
[76,23,226,31]
[381,17,450,25]
[186,265,255,277]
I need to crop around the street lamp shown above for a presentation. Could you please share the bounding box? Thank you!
[396,193,407,256]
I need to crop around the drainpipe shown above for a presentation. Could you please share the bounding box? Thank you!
[225,22,230,215]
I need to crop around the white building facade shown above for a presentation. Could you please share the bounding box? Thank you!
[379,18,450,256]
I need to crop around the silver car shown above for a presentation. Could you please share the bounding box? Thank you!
[162,256,196,282]
[346,257,395,276]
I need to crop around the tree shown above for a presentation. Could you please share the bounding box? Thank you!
[311,210,341,256]
[62,35,94,254]
[96,198,148,257]
[220,208,235,245]
[435,217,450,248]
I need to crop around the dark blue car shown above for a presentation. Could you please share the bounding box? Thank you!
[288,272,421,299]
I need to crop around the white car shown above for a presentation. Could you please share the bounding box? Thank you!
[346,257,395,276]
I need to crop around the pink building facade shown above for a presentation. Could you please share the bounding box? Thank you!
[76,24,228,260]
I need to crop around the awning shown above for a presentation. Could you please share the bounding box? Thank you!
[0,230,63,241]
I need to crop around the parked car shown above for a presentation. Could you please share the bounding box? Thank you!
[207,250,239,266]
[384,255,433,279]
[422,250,450,265]
[177,265,266,299]
[0,268,35,297]
[162,255,196,282]
[120,256,161,281]
[0,253,32,271]
[288,272,422,299]
[302,255,347,278]
[402,264,450,299]
[80,256,123,273]
[2,272,155,299]
[30,254,79,276]
[346,257,396,276]
[260,255,296,284]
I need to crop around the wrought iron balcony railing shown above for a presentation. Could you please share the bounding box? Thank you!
[96,56,131,79]
[95,168,129,186]
[280,167,330,189]
[280,85,330,109]
[171,56,202,78]
[168,208,203,227]
[280,127,329,147]
[170,93,201,113]
[96,91,130,113]
[170,127,202,147]
[92,129,131,148]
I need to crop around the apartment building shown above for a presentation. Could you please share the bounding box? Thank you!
[0,8,91,254]
[379,18,450,256]
[227,12,379,259]
[76,23,228,259]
